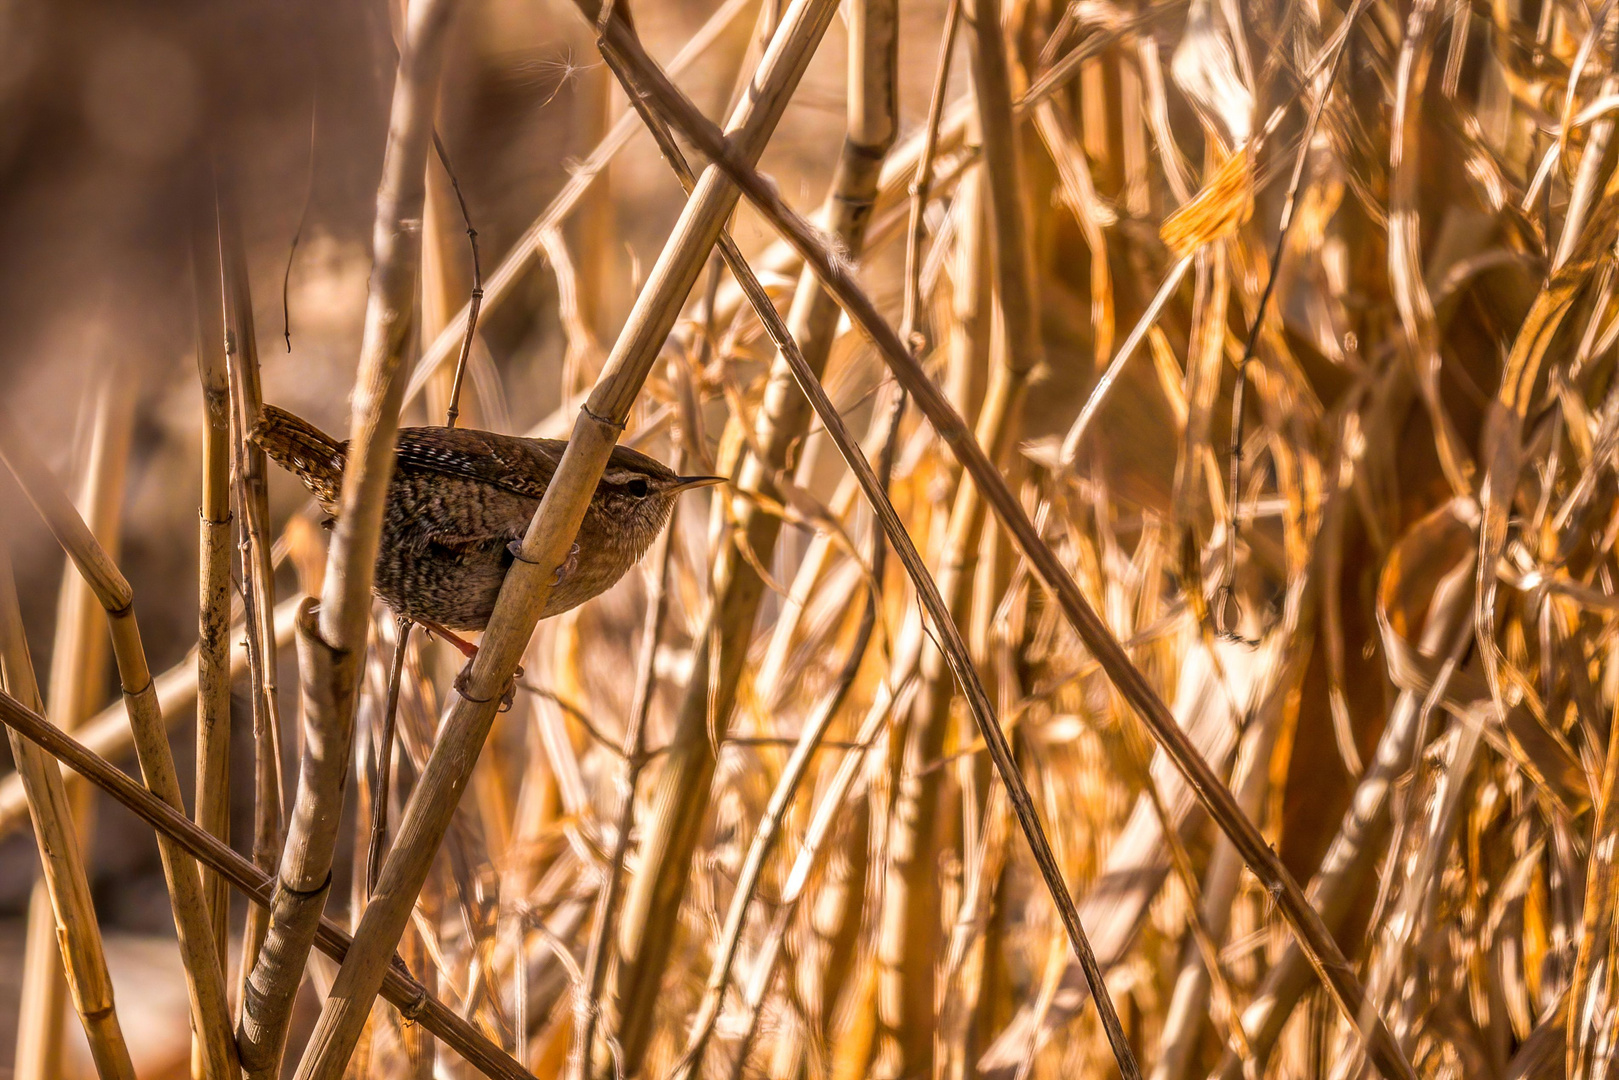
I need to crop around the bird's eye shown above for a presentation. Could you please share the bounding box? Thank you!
[627,478,649,498]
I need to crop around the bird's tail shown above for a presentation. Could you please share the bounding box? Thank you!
[250,404,347,509]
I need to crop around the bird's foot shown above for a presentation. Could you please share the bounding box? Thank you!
[505,540,579,588]
[453,661,525,712]
[554,542,581,586]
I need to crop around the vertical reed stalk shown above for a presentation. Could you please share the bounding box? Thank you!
[0,404,241,1079]
[216,188,291,1029]
[876,0,1042,1069]
[284,3,846,1076]
[237,0,457,1069]
[14,373,133,1080]
[564,30,1416,1079]
[191,190,236,987]
[602,2,897,1067]
[0,531,135,1080]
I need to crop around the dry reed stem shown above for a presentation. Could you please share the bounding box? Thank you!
[288,2,842,1075]
[190,186,236,988]
[708,1,1168,334]
[665,393,896,1078]
[0,595,299,838]
[731,665,921,1069]
[218,187,290,1021]
[877,0,1042,1069]
[603,41,1140,1075]
[600,0,896,1067]
[576,26,1415,1080]
[0,531,135,1079]
[0,685,541,1080]
[568,444,682,1080]
[0,404,241,1079]
[238,0,456,1070]
[14,372,130,1080]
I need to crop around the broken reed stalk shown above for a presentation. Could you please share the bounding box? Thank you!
[191,188,236,979]
[579,22,1418,1080]
[399,0,759,407]
[599,0,897,1069]
[0,405,241,1080]
[603,36,1140,1077]
[878,0,1044,1070]
[287,2,845,1075]
[14,373,131,1080]
[0,537,135,1078]
[236,0,456,1072]
[0,685,539,1080]
[0,595,299,839]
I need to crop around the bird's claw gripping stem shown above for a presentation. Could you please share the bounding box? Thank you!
[453,662,523,712]
[554,541,581,586]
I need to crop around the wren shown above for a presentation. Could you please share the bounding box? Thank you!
[251,405,721,646]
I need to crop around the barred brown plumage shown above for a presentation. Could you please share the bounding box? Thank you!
[250,405,722,636]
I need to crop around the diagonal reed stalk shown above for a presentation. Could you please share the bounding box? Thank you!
[14,371,132,1080]
[566,18,1418,1080]
[0,404,241,1079]
[0,684,540,1080]
[284,2,845,1076]
[0,595,299,839]
[235,0,456,1072]
[0,532,135,1079]
[876,0,1043,1070]
[597,0,898,1069]
[598,32,1142,1077]
[398,0,760,408]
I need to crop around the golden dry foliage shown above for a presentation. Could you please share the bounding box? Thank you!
[8,0,1619,1078]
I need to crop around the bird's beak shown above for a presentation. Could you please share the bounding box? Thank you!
[670,475,727,493]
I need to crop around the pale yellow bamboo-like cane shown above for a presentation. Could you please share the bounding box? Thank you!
[0,405,240,1080]
[0,538,136,1080]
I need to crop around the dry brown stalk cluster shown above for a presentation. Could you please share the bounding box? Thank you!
[3,0,1619,1077]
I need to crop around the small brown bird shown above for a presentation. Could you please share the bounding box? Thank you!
[251,405,721,651]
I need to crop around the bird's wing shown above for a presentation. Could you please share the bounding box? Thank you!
[394,427,565,501]
[393,475,537,555]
